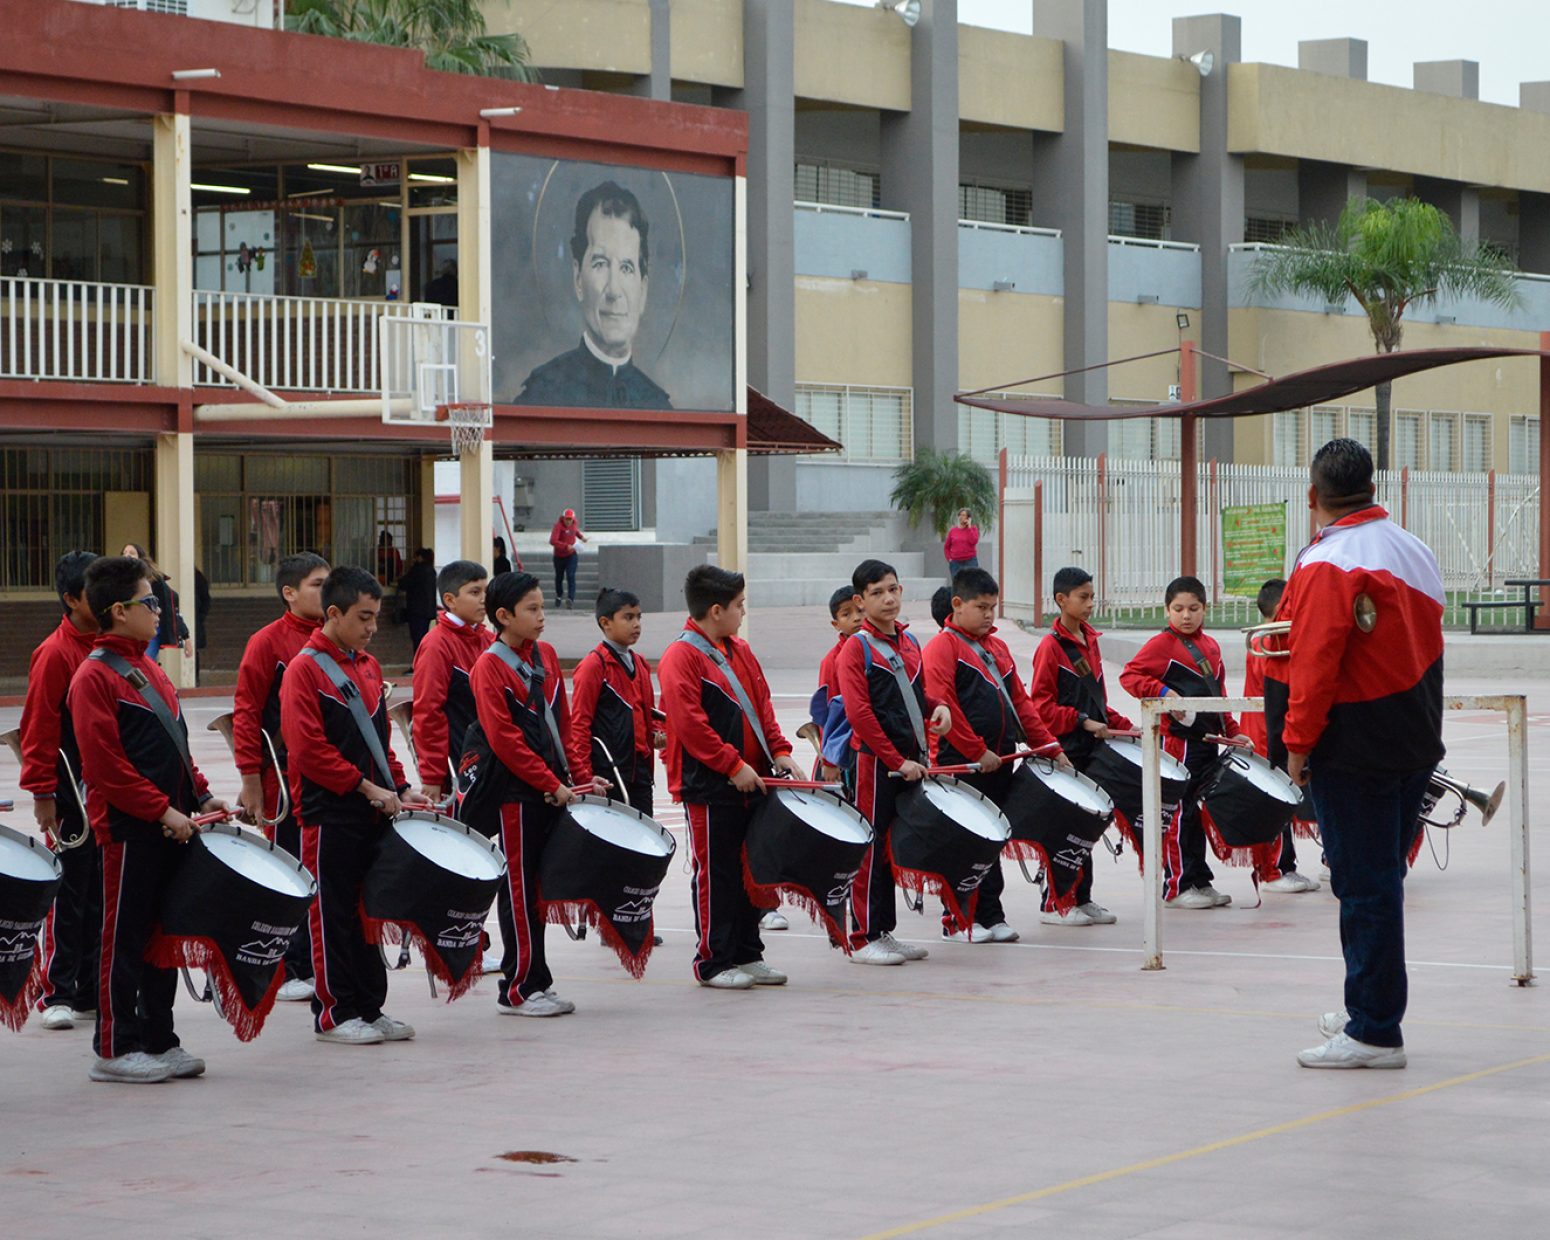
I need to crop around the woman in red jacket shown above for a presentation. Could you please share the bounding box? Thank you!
[943,508,980,583]
[549,508,587,609]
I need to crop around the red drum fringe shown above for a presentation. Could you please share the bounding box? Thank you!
[359,913,484,1001]
[1407,824,1426,869]
[1001,840,1080,915]
[1111,810,1145,873]
[740,853,852,954]
[0,946,45,1032]
[146,934,283,1042]
[885,849,980,935]
[1198,804,1281,873]
[1292,817,1321,842]
[540,900,655,980]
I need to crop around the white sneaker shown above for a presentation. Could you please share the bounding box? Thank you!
[1077,902,1118,925]
[984,922,1020,942]
[314,1017,386,1045]
[1262,873,1320,893]
[1040,907,1095,927]
[541,990,577,1014]
[371,1015,416,1041]
[698,969,756,989]
[39,1006,76,1030]
[157,1046,206,1078]
[1297,1032,1406,1069]
[850,941,906,966]
[880,931,929,960]
[740,961,788,986]
[276,977,315,1002]
[89,1052,173,1083]
[500,991,574,1015]
[1320,864,1333,884]
[759,910,789,931]
[482,949,504,973]
[1166,888,1216,910]
[1317,1009,1349,1039]
[1200,884,1233,907]
[941,924,996,943]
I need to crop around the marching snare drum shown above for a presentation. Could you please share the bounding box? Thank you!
[1002,759,1115,912]
[540,797,676,978]
[362,811,506,999]
[1197,749,1303,864]
[149,823,315,1041]
[891,777,1011,933]
[745,786,873,947]
[0,823,63,1032]
[1084,738,1192,859]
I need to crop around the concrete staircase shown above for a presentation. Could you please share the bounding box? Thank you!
[695,511,940,606]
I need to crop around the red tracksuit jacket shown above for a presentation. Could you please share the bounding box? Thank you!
[1029,619,1134,761]
[280,631,407,829]
[469,638,571,800]
[658,619,791,806]
[232,610,321,798]
[19,616,95,803]
[923,621,1057,766]
[411,613,495,789]
[1281,506,1444,773]
[1119,626,1241,742]
[567,640,657,788]
[836,619,939,771]
[67,635,210,842]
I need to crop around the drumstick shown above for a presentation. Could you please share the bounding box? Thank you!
[887,763,980,778]
[0,799,13,812]
[1204,734,1254,749]
[191,809,235,828]
[767,779,843,791]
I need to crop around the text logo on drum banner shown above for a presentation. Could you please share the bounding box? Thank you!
[0,919,45,962]
[1054,847,1088,871]
[236,937,290,967]
[826,869,861,904]
[436,919,485,951]
[614,884,662,925]
[955,862,994,894]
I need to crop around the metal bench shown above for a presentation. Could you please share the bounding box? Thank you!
[1461,598,1542,634]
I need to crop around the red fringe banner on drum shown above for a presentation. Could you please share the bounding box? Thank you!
[885,840,979,936]
[145,934,283,1042]
[0,945,45,1033]
[359,913,484,1001]
[1293,817,1320,842]
[1111,810,1144,873]
[1001,841,1080,915]
[539,901,655,980]
[740,853,852,953]
[1198,804,1281,873]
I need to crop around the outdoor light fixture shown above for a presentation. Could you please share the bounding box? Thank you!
[171,68,221,81]
[480,106,524,118]
[1136,293,1160,305]
[191,183,250,195]
[875,0,922,28]
[408,173,456,184]
[1181,50,1215,77]
[307,163,359,175]
[850,269,869,281]
[1176,312,1190,330]
[992,279,1016,292]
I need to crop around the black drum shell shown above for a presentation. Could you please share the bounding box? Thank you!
[1002,762,1113,853]
[891,779,1009,892]
[363,816,504,946]
[1200,753,1298,848]
[746,789,871,900]
[159,830,313,947]
[1085,740,1189,821]
[0,825,63,1022]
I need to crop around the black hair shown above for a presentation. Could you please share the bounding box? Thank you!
[828,585,856,619]
[852,559,898,595]
[596,586,641,622]
[930,586,953,629]
[486,571,542,631]
[570,180,650,278]
[1165,575,1208,607]
[683,564,744,620]
[322,566,383,616]
[952,566,1000,602]
[56,551,98,612]
[493,536,507,553]
[1257,578,1287,620]
[1310,437,1375,507]
[85,555,151,631]
[437,560,487,603]
[275,551,329,600]
[415,547,435,564]
[1052,565,1093,598]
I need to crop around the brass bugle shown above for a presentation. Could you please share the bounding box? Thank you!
[1,726,92,851]
[387,699,418,775]
[207,712,290,830]
[1244,620,1292,659]
[1423,769,1505,829]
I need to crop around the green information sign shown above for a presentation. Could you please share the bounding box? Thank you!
[1221,502,1287,597]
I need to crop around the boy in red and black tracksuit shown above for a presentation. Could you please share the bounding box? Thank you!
[658,565,801,989]
[69,554,226,1082]
[410,560,493,803]
[1029,565,1134,925]
[569,587,663,817]
[282,567,426,1044]
[924,567,1064,942]
[837,560,951,963]
[19,552,100,1028]
[233,552,329,996]
[1119,575,1251,908]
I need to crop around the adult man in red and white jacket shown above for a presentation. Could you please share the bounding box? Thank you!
[1284,439,1444,1071]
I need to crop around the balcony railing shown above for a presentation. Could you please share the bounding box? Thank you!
[1,276,154,384]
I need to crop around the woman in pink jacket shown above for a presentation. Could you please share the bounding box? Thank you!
[943,508,980,583]
[549,508,587,608]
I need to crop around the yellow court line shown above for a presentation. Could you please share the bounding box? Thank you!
[857,1051,1550,1240]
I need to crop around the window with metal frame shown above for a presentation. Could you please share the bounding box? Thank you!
[794,383,912,463]
[794,160,880,211]
[1108,199,1169,241]
[1347,409,1376,454]
[1272,409,1306,466]
[1394,411,1425,469]
[1108,400,1179,461]
[1461,414,1492,473]
[957,396,1062,464]
[958,181,1033,228]
[1509,415,1540,474]
[1,445,154,589]
[1310,405,1343,451]
[582,458,641,532]
[1427,412,1459,472]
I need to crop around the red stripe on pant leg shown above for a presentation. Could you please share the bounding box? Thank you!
[1160,736,1187,900]
[686,804,714,982]
[500,803,535,1003]
[34,904,60,1010]
[849,755,878,949]
[302,827,341,1032]
[96,840,125,1060]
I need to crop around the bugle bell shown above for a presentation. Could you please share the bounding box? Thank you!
[1243,620,1291,659]
[1,726,92,851]
[207,712,290,831]
[1422,768,1505,829]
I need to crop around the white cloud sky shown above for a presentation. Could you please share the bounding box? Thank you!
[841,1,1548,106]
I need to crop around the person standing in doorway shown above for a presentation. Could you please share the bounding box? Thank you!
[943,509,980,584]
[121,544,190,665]
[492,538,514,578]
[398,548,438,652]
[549,509,587,610]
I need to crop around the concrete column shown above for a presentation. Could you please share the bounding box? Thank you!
[1171,13,1242,461]
[1298,38,1367,80]
[152,110,192,389]
[1519,193,1550,275]
[880,0,959,456]
[153,432,195,688]
[1414,60,1479,100]
[1031,0,1108,457]
[630,0,672,100]
[1416,178,1481,244]
[716,449,748,577]
[1298,161,1367,229]
[732,0,797,512]
[418,456,438,561]
[456,143,495,561]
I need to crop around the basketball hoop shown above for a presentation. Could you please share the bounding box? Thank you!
[437,402,492,456]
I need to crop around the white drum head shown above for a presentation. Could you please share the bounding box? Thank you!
[569,802,674,858]
[201,828,313,898]
[1104,738,1190,782]
[1230,752,1304,805]
[1026,762,1114,817]
[394,816,506,881]
[775,788,871,845]
[920,779,1010,842]
[0,829,60,884]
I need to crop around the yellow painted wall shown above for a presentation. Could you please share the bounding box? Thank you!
[959,29,1063,133]
[485,0,650,75]
[957,291,1064,392]
[1108,302,1194,402]
[795,276,913,386]
[670,0,743,89]
[793,0,910,111]
[1109,51,1199,152]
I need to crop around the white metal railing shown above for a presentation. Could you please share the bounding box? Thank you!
[958,219,1062,239]
[795,200,910,222]
[1108,235,1201,252]
[0,276,154,383]
[1229,241,1550,285]
[191,292,432,393]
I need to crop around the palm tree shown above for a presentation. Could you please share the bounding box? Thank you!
[1249,197,1518,469]
[286,1,536,80]
[890,448,996,539]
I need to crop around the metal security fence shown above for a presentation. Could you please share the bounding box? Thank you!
[1001,454,1542,629]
